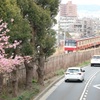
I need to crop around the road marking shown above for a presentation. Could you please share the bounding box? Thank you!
[83,98,86,100]
[93,84,100,89]
[79,70,100,100]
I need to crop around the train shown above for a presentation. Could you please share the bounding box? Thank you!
[64,36,100,53]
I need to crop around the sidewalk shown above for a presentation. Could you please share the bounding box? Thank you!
[34,75,64,100]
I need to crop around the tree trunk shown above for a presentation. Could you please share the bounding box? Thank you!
[0,73,3,94]
[37,56,45,85]
[24,60,34,89]
[11,69,19,97]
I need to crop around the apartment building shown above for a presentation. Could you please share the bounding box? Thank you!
[66,1,77,17]
[59,1,100,38]
[69,18,94,37]
[60,1,77,17]
[59,1,77,31]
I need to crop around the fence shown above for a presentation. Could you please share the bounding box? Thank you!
[44,47,100,79]
[3,47,100,85]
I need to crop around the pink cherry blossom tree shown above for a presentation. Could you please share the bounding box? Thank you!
[0,19,24,96]
[0,19,23,72]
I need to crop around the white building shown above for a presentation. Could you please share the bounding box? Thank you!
[59,16,77,32]
[69,18,94,37]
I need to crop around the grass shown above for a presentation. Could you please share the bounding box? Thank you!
[55,69,65,76]
[78,60,90,67]
[0,60,90,100]
[0,82,40,100]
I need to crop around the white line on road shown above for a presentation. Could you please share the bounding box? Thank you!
[93,84,100,89]
[79,70,100,100]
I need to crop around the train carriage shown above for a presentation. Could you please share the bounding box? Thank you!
[64,36,100,53]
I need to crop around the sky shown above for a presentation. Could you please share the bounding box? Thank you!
[61,0,100,5]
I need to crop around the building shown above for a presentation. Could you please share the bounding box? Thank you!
[59,1,77,32]
[59,16,77,31]
[69,18,94,37]
[58,1,100,40]
[66,1,77,17]
[60,4,67,16]
[60,1,77,17]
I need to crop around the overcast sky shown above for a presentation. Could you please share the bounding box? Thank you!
[61,0,100,5]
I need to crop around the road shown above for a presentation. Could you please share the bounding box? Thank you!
[40,66,100,100]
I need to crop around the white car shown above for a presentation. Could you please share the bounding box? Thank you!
[91,55,100,66]
[65,67,85,82]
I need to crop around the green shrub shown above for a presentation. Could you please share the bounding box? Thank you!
[78,60,90,67]
[55,69,64,75]
[17,95,24,100]
[32,79,37,83]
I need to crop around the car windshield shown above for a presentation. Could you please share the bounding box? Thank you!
[68,69,79,73]
[93,56,100,59]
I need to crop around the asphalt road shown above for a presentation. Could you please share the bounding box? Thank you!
[40,66,100,100]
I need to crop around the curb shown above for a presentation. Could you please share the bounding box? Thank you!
[34,75,64,100]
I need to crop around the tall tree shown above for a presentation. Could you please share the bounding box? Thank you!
[17,0,60,85]
[0,0,32,54]
[34,0,60,84]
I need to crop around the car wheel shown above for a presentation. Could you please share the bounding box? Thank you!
[65,79,68,82]
[91,64,94,67]
[80,79,84,82]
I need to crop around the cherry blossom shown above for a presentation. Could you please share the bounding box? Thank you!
[0,20,24,73]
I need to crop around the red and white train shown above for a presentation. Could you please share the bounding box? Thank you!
[64,36,100,53]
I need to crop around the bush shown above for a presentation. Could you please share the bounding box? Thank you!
[55,69,64,76]
[32,79,37,83]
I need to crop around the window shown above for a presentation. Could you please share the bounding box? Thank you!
[65,39,76,46]
[68,69,79,73]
